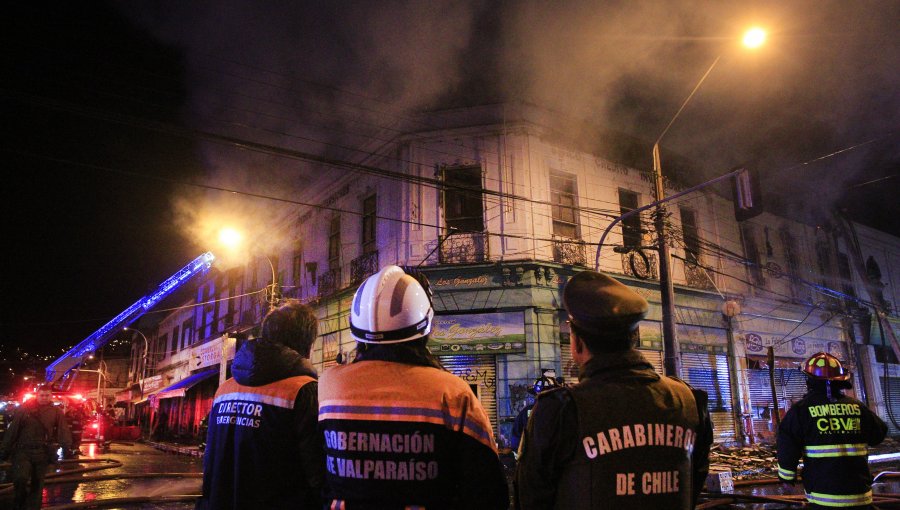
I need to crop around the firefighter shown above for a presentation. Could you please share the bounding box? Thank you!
[63,400,85,459]
[0,384,72,510]
[196,300,324,510]
[510,375,562,454]
[516,270,713,510]
[319,265,509,509]
[776,351,887,509]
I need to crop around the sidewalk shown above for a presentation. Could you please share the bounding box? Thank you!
[144,440,203,457]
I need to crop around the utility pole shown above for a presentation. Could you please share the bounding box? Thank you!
[653,145,680,378]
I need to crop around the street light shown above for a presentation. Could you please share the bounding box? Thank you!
[650,27,766,378]
[218,227,279,311]
[124,327,150,398]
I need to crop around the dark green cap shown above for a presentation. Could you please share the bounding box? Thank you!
[563,270,648,336]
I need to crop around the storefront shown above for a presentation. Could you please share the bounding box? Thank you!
[738,313,852,443]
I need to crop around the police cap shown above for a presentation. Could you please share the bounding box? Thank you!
[563,270,648,337]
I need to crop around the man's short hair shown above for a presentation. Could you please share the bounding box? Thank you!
[35,384,52,393]
[261,300,318,357]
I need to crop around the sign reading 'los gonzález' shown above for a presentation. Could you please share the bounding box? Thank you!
[427,311,526,355]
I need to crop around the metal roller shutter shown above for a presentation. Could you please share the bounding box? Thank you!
[560,342,578,382]
[680,350,736,443]
[879,374,900,436]
[639,349,664,374]
[438,355,498,435]
[747,367,807,443]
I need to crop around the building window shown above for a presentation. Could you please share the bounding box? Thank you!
[779,229,807,301]
[292,240,303,287]
[156,334,168,364]
[550,171,579,238]
[740,223,765,285]
[679,207,701,264]
[328,215,341,271]
[362,194,377,254]
[618,189,641,249]
[181,319,193,350]
[170,326,179,357]
[443,166,484,232]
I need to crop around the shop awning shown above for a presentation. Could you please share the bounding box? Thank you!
[156,369,218,400]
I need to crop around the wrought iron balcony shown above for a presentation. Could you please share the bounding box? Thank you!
[439,232,488,264]
[351,250,379,285]
[552,237,587,266]
[317,267,342,298]
[683,261,715,290]
[621,250,658,280]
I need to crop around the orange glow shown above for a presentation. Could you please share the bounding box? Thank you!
[743,27,767,49]
[22,393,34,402]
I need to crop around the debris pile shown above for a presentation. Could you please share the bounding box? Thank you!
[708,444,778,480]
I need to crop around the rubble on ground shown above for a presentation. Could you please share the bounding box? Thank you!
[708,444,777,480]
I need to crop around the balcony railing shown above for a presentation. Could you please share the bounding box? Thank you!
[351,250,379,285]
[439,232,488,264]
[684,261,715,290]
[621,250,658,280]
[552,237,587,266]
[318,267,342,298]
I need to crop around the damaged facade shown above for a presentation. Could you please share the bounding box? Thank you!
[122,103,899,447]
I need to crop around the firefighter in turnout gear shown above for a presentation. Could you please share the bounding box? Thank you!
[777,352,887,509]
[0,384,72,510]
[511,375,562,453]
[319,265,509,509]
[196,300,324,510]
[515,270,713,510]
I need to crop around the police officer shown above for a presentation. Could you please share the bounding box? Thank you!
[511,375,562,453]
[516,270,713,510]
[319,265,509,509]
[196,300,324,509]
[0,384,72,510]
[777,352,886,509]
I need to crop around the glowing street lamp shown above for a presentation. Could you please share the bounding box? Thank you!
[647,27,766,378]
[217,227,279,311]
[743,27,767,49]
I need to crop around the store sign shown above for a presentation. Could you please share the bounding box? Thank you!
[141,374,164,393]
[740,331,846,360]
[428,311,526,355]
[191,336,237,369]
[432,274,491,288]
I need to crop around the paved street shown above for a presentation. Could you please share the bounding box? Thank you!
[2,441,899,508]
[2,442,203,509]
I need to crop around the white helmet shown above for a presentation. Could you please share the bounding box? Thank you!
[350,265,434,344]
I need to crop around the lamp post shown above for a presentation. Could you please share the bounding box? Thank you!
[125,327,150,398]
[648,28,766,378]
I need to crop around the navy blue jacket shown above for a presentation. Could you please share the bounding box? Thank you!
[777,389,886,508]
[196,340,323,510]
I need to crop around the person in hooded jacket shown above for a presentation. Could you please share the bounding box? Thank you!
[196,300,324,510]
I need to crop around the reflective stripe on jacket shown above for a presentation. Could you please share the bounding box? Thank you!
[776,391,887,506]
[200,374,317,509]
[319,359,508,510]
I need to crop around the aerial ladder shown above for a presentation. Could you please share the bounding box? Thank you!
[45,252,216,387]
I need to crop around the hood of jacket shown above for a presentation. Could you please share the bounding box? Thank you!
[232,339,317,386]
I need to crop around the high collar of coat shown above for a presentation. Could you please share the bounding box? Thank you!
[578,348,657,383]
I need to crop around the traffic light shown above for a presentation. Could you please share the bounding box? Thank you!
[732,166,763,221]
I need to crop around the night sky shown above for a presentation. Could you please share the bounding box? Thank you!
[1,1,898,390]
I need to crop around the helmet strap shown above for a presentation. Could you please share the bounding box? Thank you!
[826,380,833,402]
